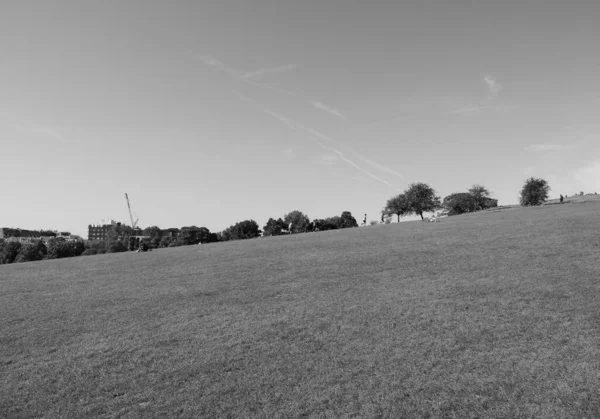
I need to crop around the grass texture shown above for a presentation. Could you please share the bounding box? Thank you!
[2,202,600,418]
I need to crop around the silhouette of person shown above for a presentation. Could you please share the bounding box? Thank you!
[560,194,564,204]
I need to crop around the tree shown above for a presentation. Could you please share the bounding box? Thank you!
[383,194,410,222]
[263,218,287,236]
[46,238,71,259]
[104,223,132,253]
[403,182,441,220]
[323,216,342,229]
[177,226,201,246]
[520,177,550,206]
[1,241,22,264]
[223,220,261,240]
[340,211,358,228]
[469,184,493,211]
[283,211,311,233]
[144,226,163,248]
[159,236,175,248]
[443,192,475,215]
[16,243,44,263]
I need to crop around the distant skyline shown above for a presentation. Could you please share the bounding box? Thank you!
[1,1,599,237]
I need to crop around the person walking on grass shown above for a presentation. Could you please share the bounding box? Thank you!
[560,194,564,204]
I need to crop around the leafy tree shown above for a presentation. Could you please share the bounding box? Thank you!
[177,226,201,246]
[223,220,261,240]
[403,182,441,220]
[520,177,550,206]
[340,211,358,228]
[469,184,494,211]
[383,194,410,222]
[104,223,132,253]
[16,243,44,263]
[324,216,342,229]
[159,236,175,248]
[283,211,311,233]
[263,218,288,236]
[1,241,22,264]
[46,238,72,259]
[442,192,475,215]
[144,226,163,248]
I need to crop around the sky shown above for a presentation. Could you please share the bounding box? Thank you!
[1,0,599,237]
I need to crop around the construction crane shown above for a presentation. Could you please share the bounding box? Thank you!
[125,193,139,230]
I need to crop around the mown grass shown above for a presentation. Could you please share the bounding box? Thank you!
[2,202,600,418]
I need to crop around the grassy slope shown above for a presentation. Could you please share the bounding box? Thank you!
[1,202,600,418]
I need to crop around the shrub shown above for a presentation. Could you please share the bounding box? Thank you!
[520,177,550,206]
[15,243,43,263]
[1,241,22,264]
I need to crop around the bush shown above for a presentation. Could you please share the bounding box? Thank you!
[1,241,22,264]
[15,243,43,263]
[81,249,98,256]
[520,177,550,206]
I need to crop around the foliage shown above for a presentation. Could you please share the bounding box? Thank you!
[383,194,410,222]
[1,241,22,264]
[468,184,493,211]
[402,182,442,220]
[222,220,261,241]
[159,236,175,248]
[283,211,311,233]
[520,177,550,206]
[443,188,498,216]
[14,240,48,263]
[46,238,86,259]
[340,211,358,228]
[263,218,288,236]
[369,220,379,226]
[144,226,163,248]
[15,243,44,263]
[104,223,132,253]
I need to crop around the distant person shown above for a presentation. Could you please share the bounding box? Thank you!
[560,194,564,204]
[288,222,293,234]
[362,214,367,226]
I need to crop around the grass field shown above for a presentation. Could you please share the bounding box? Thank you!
[2,202,600,418]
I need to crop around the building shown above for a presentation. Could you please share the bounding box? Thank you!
[0,228,71,242]
[87,219,146,240]
[87,224,113,241]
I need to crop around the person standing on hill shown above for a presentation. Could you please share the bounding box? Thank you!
[560,194,564,204]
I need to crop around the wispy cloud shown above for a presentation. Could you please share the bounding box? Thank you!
[484,74,503,96]
[190,50,354,122]
[0,115,72,143]
[232,90,394,188]
[189,51,298,96]
[311,101,347,120]
[313,152,338,165]
[241,64,297,79]
[525,144,576,152]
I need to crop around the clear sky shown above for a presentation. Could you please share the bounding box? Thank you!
[2,0,599,237]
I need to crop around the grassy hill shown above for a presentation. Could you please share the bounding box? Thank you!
[2,202,600,418]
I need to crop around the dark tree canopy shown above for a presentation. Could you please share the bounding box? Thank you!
[403,182,441,220]
[340,211,358,228]
[283,211,311,233]
[263,218,288,236]
[144,226,163,247]
[0,241,22,264]
[520,177,550,206]
[383,194,410,222]
[468,184,493,211]
[223,220,261,240]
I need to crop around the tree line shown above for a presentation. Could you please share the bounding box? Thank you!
[1,177,552,265]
